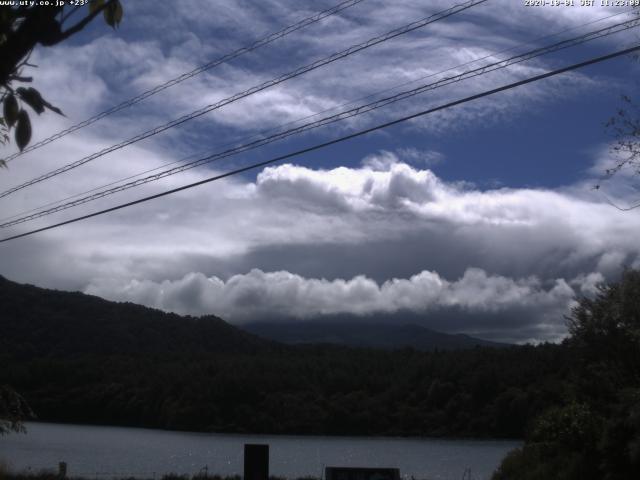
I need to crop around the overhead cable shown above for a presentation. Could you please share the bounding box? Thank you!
[0,0,488,199]
[2,0,368,163]
[1,43,637,244]
[3,8,629,225]
[1,16,636,228]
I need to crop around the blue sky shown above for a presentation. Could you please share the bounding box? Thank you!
[1,0,639,343]
[62,0,638,189]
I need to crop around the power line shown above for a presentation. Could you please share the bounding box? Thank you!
[599,191,640,211]
[3,9,630,225]
[2,17,636,228]
[1,44,637,244]
[0,151,202,224]
[0,0,488,199]
[1,16,636,228]
[1,0,368,163]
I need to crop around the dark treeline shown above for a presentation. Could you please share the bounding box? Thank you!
[493,270,640,480]
[1,343,569,438]
[0,472,289,480]
[0,274,570,438]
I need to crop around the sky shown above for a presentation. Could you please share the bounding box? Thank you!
[1,0,640,343]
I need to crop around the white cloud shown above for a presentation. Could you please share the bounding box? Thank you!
[12,0,625,157]
[85,266,583,342]
[395,147,445,166]
[2,154,635,341]
[0,0,638,343]
[2,153,639,292]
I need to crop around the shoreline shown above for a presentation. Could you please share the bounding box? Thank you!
[15,421,523,443]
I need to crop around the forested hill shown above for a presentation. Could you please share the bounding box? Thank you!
[0,275,269,357]
[1,274,502,355]
[0,274,571,439]
[243,320,507,350]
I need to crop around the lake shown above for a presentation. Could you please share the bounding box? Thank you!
[0,423,520,480]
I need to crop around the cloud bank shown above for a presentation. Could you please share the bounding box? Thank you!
[85,267,590,343]
[2,147,639,344]
[1,1,638,344]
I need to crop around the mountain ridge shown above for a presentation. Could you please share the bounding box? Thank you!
[242,320,507,350]
[1,274,505,354]
[0,274,565,439]
[0,274,269,357]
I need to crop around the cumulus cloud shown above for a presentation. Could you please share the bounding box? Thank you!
[85,267,583,342]
[0,1,637,344]
[256,159,450,211]
[2,152,639,340]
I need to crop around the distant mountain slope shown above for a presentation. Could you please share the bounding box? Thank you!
[0,275,269,357]
[0,274,503,360]
[0,275,568,439]
[242,320,507,350]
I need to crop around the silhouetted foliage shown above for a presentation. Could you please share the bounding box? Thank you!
[493,270,640,480]
[596,42,640,209]
[0,385,33,435]
[603,94,640,185]
[0,0,123,158]
[0,471,252,480]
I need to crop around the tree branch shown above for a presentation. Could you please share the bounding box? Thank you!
[58,0,116,42]
[9,75,33,82]
[60,4,83,25]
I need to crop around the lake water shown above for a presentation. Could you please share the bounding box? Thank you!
[0,423,520,480]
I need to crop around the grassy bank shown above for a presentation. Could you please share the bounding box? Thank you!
[0,467,319,480]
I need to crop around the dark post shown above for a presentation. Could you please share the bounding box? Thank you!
[244,444,269,480]
[58,462,67,479]
[325,467,400,480]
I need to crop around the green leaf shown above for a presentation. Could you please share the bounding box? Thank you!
[16,87,44,114]
[3,93,19,128]
[15,109,31,151]
[103,0,123,29]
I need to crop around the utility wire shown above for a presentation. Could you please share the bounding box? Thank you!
[2,9,630,225]
[599,191,640,211]
[1,44,637,244]
[0,0,488,199]
[1,0,368,163]
[1,16,636,228]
